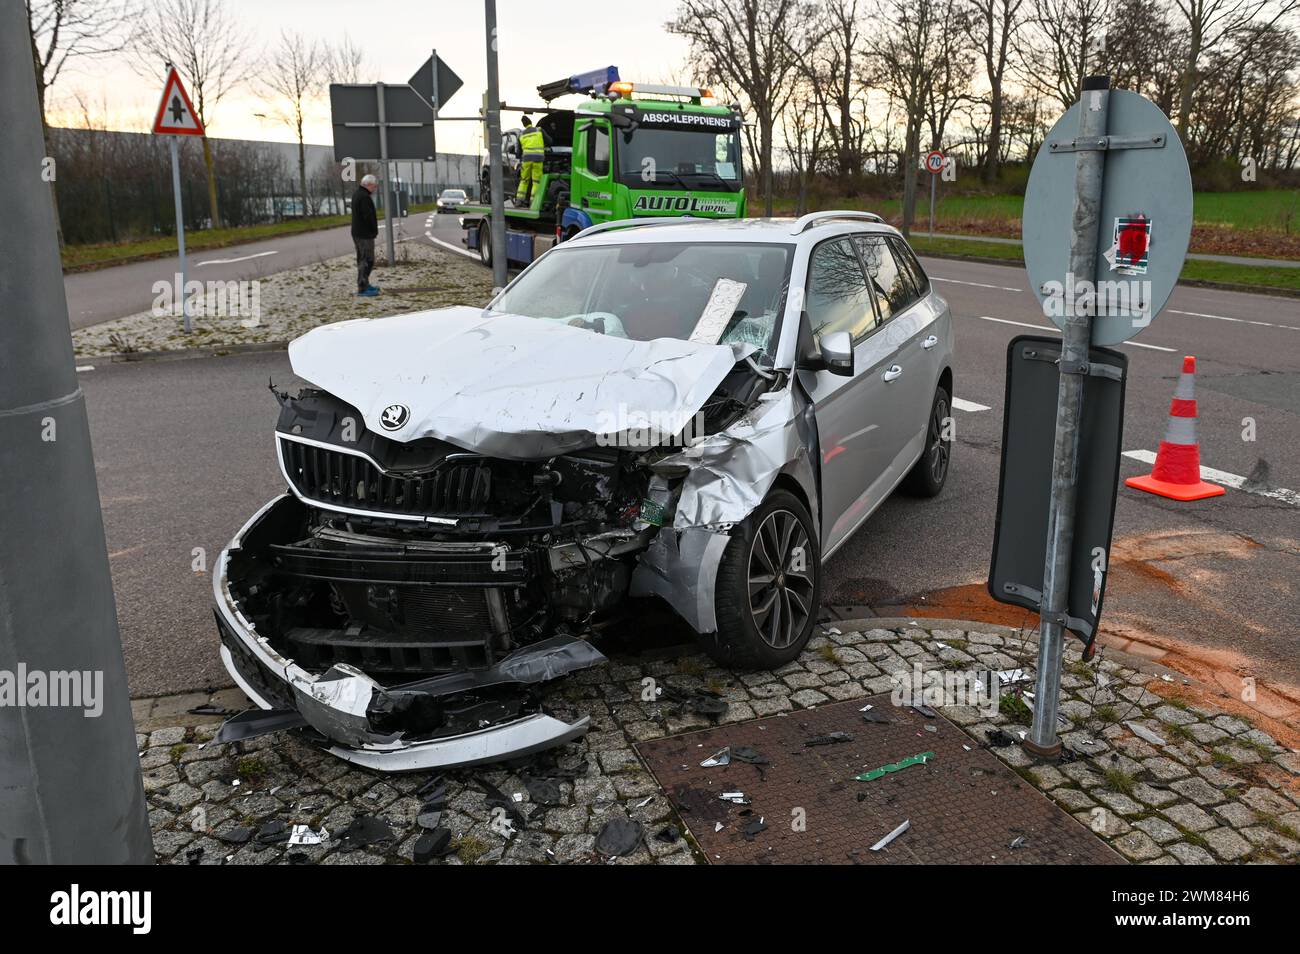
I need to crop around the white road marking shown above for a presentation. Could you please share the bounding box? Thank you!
[932,276,1023,293]
[195,250,278,267]
[75,365,94,372]
[1123,450,1300,507]
[1168,309,1298,331]
[951,397,990,412]
[975,316,1176,351]
[424,233,480,260]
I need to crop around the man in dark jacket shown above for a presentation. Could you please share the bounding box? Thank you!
[352,174,379,296]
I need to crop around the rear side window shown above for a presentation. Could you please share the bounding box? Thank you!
[853,235,914,320]
[805,238,877,343]
[587,124,610,177]
[888,236,929,297]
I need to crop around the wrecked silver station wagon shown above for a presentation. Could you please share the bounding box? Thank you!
[214,212,955,770]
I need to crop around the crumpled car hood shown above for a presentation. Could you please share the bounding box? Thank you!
[288,305,750,460]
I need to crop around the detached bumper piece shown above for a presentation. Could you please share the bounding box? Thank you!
[214,495,604,771]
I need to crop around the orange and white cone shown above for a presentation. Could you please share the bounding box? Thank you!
[1125,355,1225,501]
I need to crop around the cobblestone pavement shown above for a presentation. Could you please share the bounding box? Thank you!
[137,618,1300,865]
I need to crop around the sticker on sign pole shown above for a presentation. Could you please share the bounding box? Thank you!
[152,66,206,136]
[1104,214,1151,274]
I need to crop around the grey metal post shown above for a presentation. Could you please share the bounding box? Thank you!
[0,0,154,863]
[928,172,937,236]
[376,82,397,267]
[484,0,508,289]
[431,48,440,160]
[170,135,192,333]
[1025,75,1111,759]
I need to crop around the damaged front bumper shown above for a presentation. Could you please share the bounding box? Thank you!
[213,496,601,771]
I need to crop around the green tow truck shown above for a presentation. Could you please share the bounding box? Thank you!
[457,66,747,267]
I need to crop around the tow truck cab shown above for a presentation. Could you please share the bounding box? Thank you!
[462,67,746,265]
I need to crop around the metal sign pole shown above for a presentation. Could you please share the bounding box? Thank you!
[431,48,440,159]
[376,82,397,267]
[1025,75,1111,759]
[484,0,508,289]
[169,135,191,333]
[929,172,937,237]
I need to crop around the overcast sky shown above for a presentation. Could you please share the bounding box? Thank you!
[47,0,696,154]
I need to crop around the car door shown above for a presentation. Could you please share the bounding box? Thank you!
[853,235,942,484]
[797,237,898,556]
[574,120,615,224]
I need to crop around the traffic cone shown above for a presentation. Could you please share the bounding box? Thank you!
[1125,355,1225,501]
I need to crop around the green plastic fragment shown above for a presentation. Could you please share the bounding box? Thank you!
[854,752,934,782]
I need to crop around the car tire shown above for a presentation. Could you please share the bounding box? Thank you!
[699,489,821,670]
[901,384,952,497]
[478,221,492,268]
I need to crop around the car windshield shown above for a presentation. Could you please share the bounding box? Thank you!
[617,129,742,189]
[441,190,465,199]
[489,241,792,358]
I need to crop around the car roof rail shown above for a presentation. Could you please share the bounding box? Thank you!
[790,210,885,234]
[572,216,717,240]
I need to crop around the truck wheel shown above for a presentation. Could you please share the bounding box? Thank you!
[478,221,492,267]
[699,489,821,670]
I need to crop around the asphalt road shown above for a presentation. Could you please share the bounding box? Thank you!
[79,217,1300,697]
[64,220,417,330]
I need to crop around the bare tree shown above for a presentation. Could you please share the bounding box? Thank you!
[1169,0,1299,137]
[668,0,815,215]
[26,0,136,131]
[782,78,827,213]
[324,34,367,85]
[133,0,251,228]
[791,0,869,182]
[1016,0,1107,112]
[964,0,1025,182]
[258,31,326,215]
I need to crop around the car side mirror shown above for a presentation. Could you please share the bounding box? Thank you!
[819,331,854,377]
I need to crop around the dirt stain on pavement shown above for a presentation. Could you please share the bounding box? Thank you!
[883,529,1300,745]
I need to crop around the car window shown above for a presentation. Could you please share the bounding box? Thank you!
[887,236,929,298]
[853,235,914,321]
[805,238,877,344]
[587,124,610,177]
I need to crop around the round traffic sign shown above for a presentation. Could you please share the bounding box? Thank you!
[924,150,944,174]
[1023,89,1191,346]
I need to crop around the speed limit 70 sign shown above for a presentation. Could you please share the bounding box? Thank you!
[924,150,944,174]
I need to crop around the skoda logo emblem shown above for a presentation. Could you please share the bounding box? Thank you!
[380,404,410,431]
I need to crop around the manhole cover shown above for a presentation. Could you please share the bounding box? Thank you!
[636,695,1122,864]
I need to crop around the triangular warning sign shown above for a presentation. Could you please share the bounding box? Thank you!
[152,67,205,136]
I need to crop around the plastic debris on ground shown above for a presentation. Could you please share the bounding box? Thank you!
[855,751,934,782]
[910,705,937,718]
[870,819,911,851]
[861,708,891,724]
[1125,721,1167,746]
[255,820,289,845]
[594,818,643,858]
[661,685,729,719]
[1010,835,1027,849]
[742,817,768,841]
[336,815,396,850]
[805,731,853,747]
[719,791,750,804]
[655,825,681,843]
[700,746,731,767]
[288,824,326,846]
[997,669,1026,685]
[985,728,1018,748]
[413,828,453,864]
[217,826,253,845]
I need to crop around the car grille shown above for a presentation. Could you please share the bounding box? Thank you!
[279,436,492,518]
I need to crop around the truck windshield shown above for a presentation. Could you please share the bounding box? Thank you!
[617,129,743,191]
[489,241,791,358]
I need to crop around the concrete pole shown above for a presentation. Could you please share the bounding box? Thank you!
[484,0,508,289]
[1025,75,1111,759]
[0,0,154,863]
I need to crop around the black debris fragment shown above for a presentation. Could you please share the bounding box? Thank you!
[337,815,396,850]
[255,820,289,845]
[286,851,311,865]
[416,807,443,830]
[474,776,526,829]
[985,728,1018,748]
[741,817,768,841]
[660,685,729,718]
[805,731,854,747]
[731,746,769,765]
[188,703,238,718]
[523,775,564,806]
[416,775,446,801]
[911,705,937,718]
[413,829,453,864]
[594,818,643,858]
[861,709,891,724]
[654,825,681,844]
[185,846,205,865]
[217,826,253,845]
